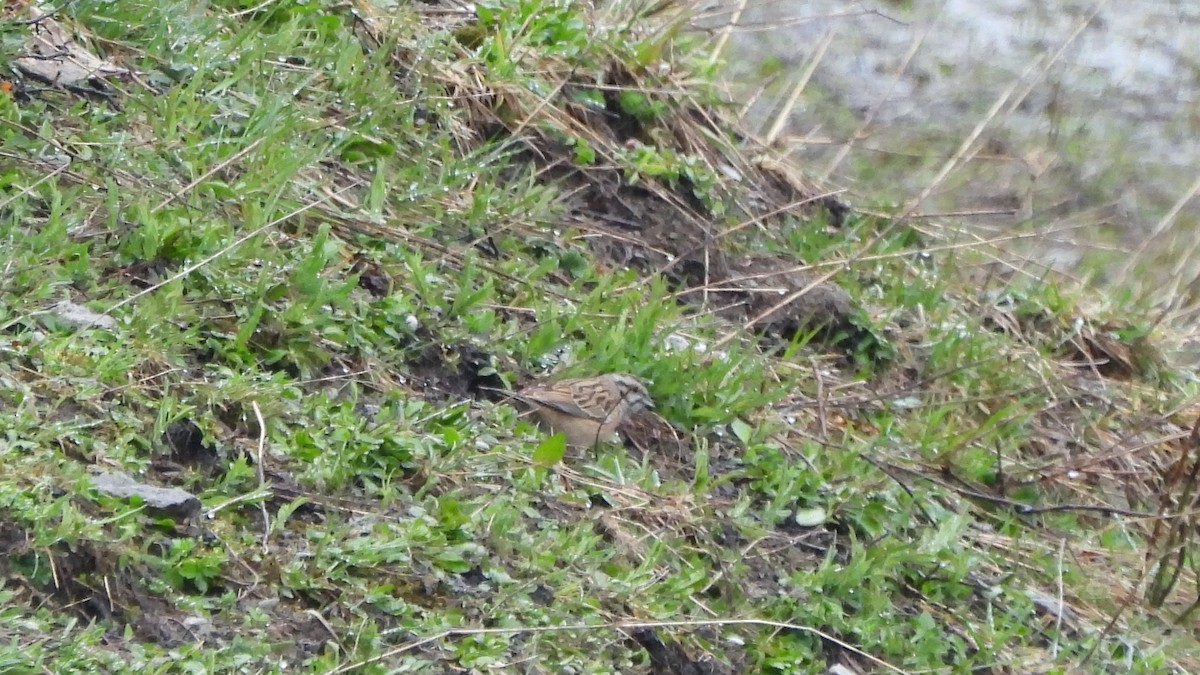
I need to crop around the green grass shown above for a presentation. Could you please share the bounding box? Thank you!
[3,0,1200,672]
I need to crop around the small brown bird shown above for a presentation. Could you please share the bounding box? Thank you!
[512,373,654,449]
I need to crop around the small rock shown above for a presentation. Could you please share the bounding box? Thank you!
[50,300,117,331]
[90,471,201,520]
[15,7,129,86]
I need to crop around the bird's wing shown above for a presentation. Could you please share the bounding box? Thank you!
[516,386,611,420]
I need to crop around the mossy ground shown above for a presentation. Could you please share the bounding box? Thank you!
[2,0,1200,672]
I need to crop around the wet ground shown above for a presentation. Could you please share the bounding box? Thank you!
[711,1,1200,292]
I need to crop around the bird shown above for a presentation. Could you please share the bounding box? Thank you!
[511,373,654,449]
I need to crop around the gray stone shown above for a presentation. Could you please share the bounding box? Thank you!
[51,300,117,331]
[91,471,201,520]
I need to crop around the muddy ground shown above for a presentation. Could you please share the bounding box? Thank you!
[711,0,1200,288]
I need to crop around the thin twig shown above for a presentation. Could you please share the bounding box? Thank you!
[107,182,360,313]
[763,30,833,146]
[1052,536,1066,657]
[327,618,908,674]
[821,3,935,180]
[706,0,749,66]
[0,161,69,213]
[151,138,265,213]
[881,458,1161,520]
[903,1,1104,229]
[252,401,270,554]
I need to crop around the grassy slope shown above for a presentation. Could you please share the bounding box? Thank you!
[2,0,1200,672]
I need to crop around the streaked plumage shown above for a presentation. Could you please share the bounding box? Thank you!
[513,373,653,449]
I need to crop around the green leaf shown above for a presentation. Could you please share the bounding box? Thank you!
[437,497,469,531]
[730,418,753,445]
[692,446,709,492]
[434,551,472,574]
[271,498,310,534]
[292,225,331,298]
[532,434,566,467]
[793,507,827,528]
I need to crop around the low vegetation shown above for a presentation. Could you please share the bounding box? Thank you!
[2,0,1199,672]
